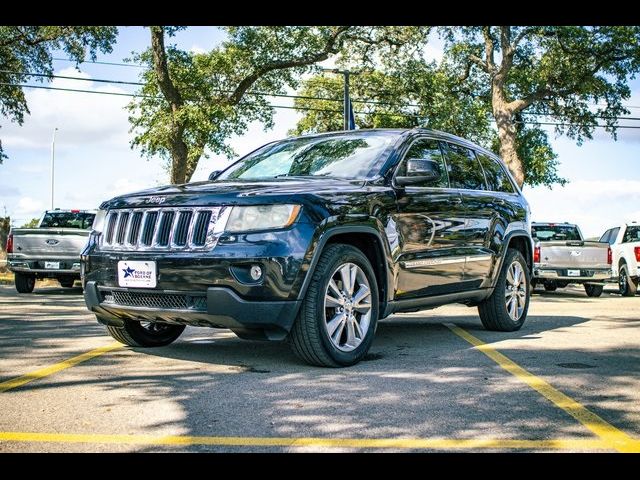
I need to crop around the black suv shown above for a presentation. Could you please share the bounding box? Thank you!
[82,129,533,367]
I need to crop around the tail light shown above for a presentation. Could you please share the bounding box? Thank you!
[634,247,640,263]
[533,245,540,263]
[6,233,13,254]
[608,247,613,265]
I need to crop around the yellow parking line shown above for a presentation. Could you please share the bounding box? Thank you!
[0,342,121,393]
[0,431,611,450]
[445,324,640,453]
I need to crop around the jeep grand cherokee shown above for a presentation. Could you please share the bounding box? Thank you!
[82,128,533,367]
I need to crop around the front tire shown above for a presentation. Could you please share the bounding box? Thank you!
[619,264,637,297]
[106,319,185,347]
[544,283,557,292]
[288,244,379,367]
[478,248,530,332]
[584,284,604,298]
[15,273,35,293]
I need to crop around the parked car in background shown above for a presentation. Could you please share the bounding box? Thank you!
[600,222,640,296]
[6,209,96,293]
[531,222,611,297]
[82,128,534,367]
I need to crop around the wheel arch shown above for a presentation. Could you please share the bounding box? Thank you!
[297,226,392,312]
[491,231,533,289]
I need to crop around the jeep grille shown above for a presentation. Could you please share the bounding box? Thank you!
[100,207,228,251]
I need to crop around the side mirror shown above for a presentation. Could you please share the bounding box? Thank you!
[208,170,221,181]
[395,158,441,186]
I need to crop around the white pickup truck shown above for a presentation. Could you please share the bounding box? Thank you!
[599,222,640,296]
[6,209,96,293]
[531,222,612,297]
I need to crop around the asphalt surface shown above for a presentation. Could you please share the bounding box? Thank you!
[0,283,639,452]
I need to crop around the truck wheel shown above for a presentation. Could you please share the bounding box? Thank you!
[106,319,185,347]
[619,264,637,296]
[59,278,75,288]
[288,244,379,367]
[584,284,604,298]
[544,283,557,292]
[478,248,530,332]
[15,273,36,294]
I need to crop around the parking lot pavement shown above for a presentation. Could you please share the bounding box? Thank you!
[0,284,639,452]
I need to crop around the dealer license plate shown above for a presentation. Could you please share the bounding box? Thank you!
[567,269,581,277]
[117,261,157,288]
[44,261,60,269]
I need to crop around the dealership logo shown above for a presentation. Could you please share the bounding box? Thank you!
[45,239,59,245]
[145,196,166,204]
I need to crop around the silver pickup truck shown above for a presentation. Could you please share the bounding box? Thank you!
[6,209,96,293]
[531,222,612,297]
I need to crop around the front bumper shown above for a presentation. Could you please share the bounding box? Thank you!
[81,223,316,339]
[533,266,611,283]
[84,281,300,340]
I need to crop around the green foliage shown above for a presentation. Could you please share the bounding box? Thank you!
[292,63,496,153]
[128,26,428,183]
[295,26,640,187]
[0,26,118,162]
[21,217,40,228]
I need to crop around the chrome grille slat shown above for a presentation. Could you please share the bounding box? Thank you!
[141,211,158,246]
[115,212,129,244]
[127,212,143,245]
[100,206,226,252]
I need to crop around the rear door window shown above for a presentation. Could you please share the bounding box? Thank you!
[441,143,487,191]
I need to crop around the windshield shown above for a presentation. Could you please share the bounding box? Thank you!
[531,224,582,241]
[40,212,96,229]
[217,132,399,181]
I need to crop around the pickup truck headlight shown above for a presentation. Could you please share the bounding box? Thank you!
[91,209,108,233]
[224,205,301,233]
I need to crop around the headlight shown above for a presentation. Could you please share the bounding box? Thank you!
[91,209,108,233]
[224,205,301,233]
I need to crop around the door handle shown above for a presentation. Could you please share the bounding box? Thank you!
[451,197,462,205]
[495,198,506,206]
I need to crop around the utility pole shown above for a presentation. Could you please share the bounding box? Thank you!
[50,127,58,210]
[323,68,354,130]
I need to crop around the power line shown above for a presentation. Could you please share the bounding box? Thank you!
[50,56,640,111]
[6,81,640,129]
[0,82,421,118]
[52,57,145,68]
[4,69,422,109]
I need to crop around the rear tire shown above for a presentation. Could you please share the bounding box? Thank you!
[15,273,35,293]
[619,264,637,297]
[106,319,185,347]
[288,244,379,367]
[59,278,75,288]
[584,284,604,298]
[478,248,530,332]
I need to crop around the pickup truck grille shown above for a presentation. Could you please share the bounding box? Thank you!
[101,207,227,251]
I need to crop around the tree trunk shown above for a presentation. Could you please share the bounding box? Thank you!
[150,26,189,185]
[492,82,525,188]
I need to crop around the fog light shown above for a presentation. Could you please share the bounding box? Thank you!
[72,262,81,270]
[250,265,263,281]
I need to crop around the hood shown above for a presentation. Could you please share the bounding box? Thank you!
[101,178,368,209]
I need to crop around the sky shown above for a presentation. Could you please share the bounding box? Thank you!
[1,26,640,238]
